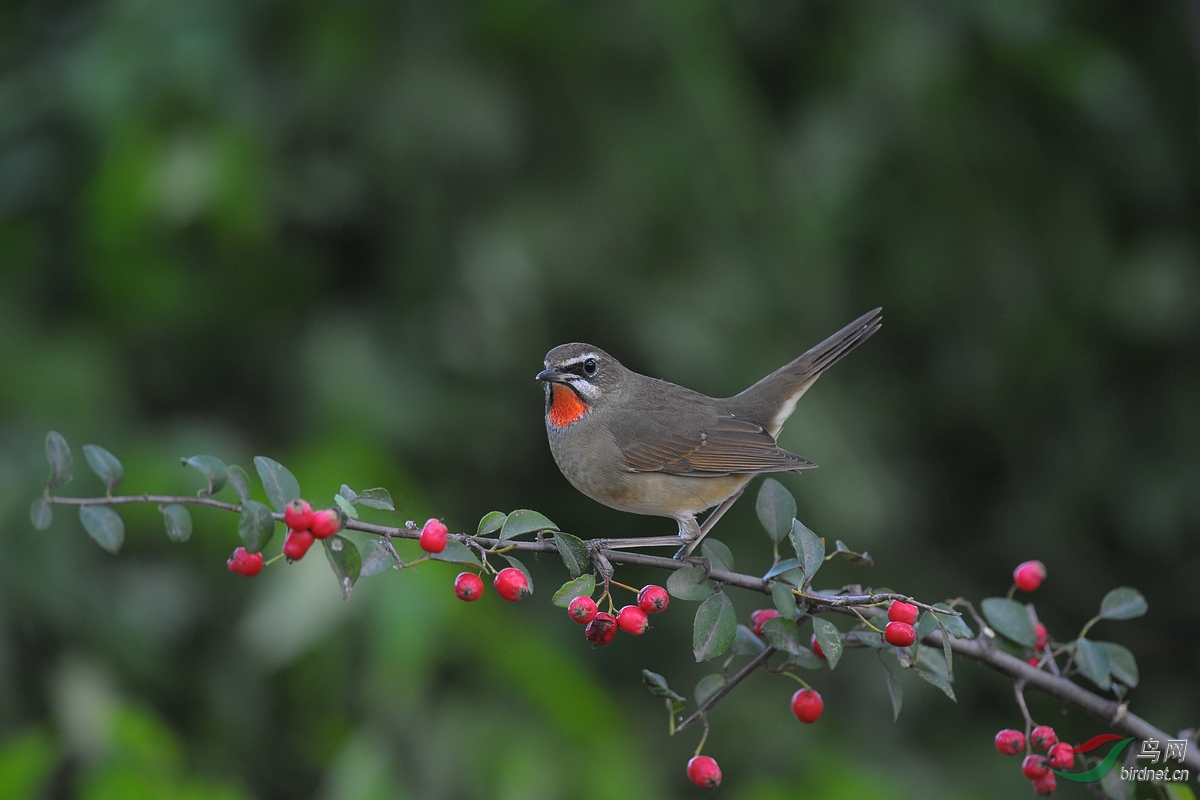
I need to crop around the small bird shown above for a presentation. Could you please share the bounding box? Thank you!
[537,308,881,556]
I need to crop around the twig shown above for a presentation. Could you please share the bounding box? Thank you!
[675,647,776,734]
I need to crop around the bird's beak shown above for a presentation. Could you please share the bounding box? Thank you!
[536,368,563,383]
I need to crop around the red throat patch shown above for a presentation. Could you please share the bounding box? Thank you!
[548,384,590,428]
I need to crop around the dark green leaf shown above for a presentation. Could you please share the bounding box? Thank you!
[980,597,1036,647]
[787,648,827,670]
[237,500,276,553]
[30,497,52,530]
[430,539,481,567]
[253,456,301,513]
[1098,641,1139,688]
[755,478,796,543]
[552,574,596,607]
[693,591,736,661]
[499,509,557,540]
[501,555,533,593]
[161,504,192,542]
[789,519,824,587]
[83,444,124,495]
[477,511,507,536]
[227,465,251,503]
[832,540,874,566]
[694,674,726,708]
[930,603,972,638]
[811,617,843,670]
[843,629,885,648]
[916,645,949,678]
[772,581,799,620]
[45,431,73,491]
[936,619,954,682]
[181,455,227,497]
[761,617,803,654]
[333,493,359,519]
[732,624,766,656]
[354,487,394,511]
[666,566,713,601]
[79,506,124,554]
[1075,637,1112,690]
[323,536,361,601]
[763,558,801,581]
[701,538,734,572]
[916,667,956,701]
[642,670,686,714]
[359,539,395,577]
[552,532,589,577]
[1098,587,1147,621]
[879,655,903,721]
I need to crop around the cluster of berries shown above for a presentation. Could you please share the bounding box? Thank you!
[994,725,1073,795]
[226,499,343,575]
[416,517,533,603]
[883,600,919,646]
[568,585,669,646]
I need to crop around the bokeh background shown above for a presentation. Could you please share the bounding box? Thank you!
[2,1,1199,798]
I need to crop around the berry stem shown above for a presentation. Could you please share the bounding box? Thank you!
[692,716,711,758]
[263,552,286,567]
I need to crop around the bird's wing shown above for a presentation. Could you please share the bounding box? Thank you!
[615,413,816,477]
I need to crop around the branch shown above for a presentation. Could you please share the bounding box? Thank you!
[674,647,776,734]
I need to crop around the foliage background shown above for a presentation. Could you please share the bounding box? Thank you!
[1,1,1198,797]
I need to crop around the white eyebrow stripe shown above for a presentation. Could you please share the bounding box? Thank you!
[560,353,601,367]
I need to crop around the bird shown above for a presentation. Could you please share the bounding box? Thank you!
[536,308,881,556]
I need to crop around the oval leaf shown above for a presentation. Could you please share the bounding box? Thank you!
[333,493,359,519]
[477,511,507,536]
[917,667,957,701]
[227,465,251,503]
[980,597,1036,648]
[430,539,482,567]
[701,538,734,572]
[772,581,799,620]
[756,478,796,543]
[339,485,358,502]
[354,487,394,511]
[1098,641,1138,688]
[237,500,276,553]
[323,536,361,600]
[1098,587,1147,621]
[30,497,53,530]
[552,574,596,607]
[761,617,803,654]
[880,657,903,720]
[812,617,843,670]
[693,591,737,662]
[45,431,73,490]
[253,456,301,513]
[83,444,124,495]
[789,519,824,587]
[694,674,726,708]
[161,504,192,542]
[763,557,801,581]
[666,566,712,601]
[642,670,686,713]
[1075,637,1112,689]
[181,455,228,497]
[552,532,590,577]
[733,624,767,656]
[499,509,558,541]
[79,505,124,554]
[930,603,973,639]
[788,648,827,670]
[359,539,394,577]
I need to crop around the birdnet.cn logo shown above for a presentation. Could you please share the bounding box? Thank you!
[1055,734,1191,785]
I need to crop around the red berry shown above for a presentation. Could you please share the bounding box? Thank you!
[310,509,341,539]
[568,595,598,624]
[686,755,722,789]
[1031,725,1057,750]
[493,567,530,602]
[994,729,1026,756]
[791,688,823,723]
[884,620,917,647]
[1022,754,1049,780]
[283,528,315,560]
[584,612,617,646]
[810,633,825,659]
[419,518,449,553]
[1032,771,1057,796]
[750,608,781,635]
[227,547,264,576]
[1048,742,1074,770]
[1013,560,1046,592]
[616,605,649,635]
[1027,655,1042,668]
[1035,622,1048,650]
[888,600,919,625]
[454,572,483,602]
[637,584,669,614]
[284,499,314,531]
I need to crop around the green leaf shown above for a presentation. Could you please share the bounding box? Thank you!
[253,456,301,513]
[693,591,737,661]
[45,431,73,491]
[237,500,276,553]
[916,667,956,701]
[501,555,533,593]
[30,497,52,530]
[552,532,590,577]
[843,629,885,648]
[916,645,949,678]
[761,617,803,654]
[732,624,766,656]
[499,509,558,540]
[227,465,251,503]
[1163,783,1197,800]
[694,674,726,708]
[339,484,358,501]
[980,597,1036,648]
[354,487,394,511]
[1098,587,1147,621]
[181,455,227,497]
[701,538,734,572]
[641,670,686,715]
[333,493,359,519]
[1098,641,1139,687]
[551,574,596,607]
[430,539,482,567]
[879,655,903,721]
[811,617,843,670]
[789,519,824,587]
[787,648,827,670]
[359,539,395,577]
[763,558,801,581]
[755,478,796,543]
[930,603,973,638]
[666,566,712,601]
[161,504,192,542]
[477,511,507,536]
[831,539,874,566]
[79,506,124,554]
[772,581,799,620]
[1075,637,1112,690]
[323,536,361,600]
[83,444,124,495]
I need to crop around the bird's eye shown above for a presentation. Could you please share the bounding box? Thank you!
[583,358,597,376]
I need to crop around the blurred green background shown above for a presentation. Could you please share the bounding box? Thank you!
[2,0,1198,797]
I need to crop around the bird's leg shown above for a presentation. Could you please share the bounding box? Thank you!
[673,488,746,559]
[591,535,692,550]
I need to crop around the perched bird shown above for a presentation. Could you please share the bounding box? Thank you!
[537,308,881,555]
